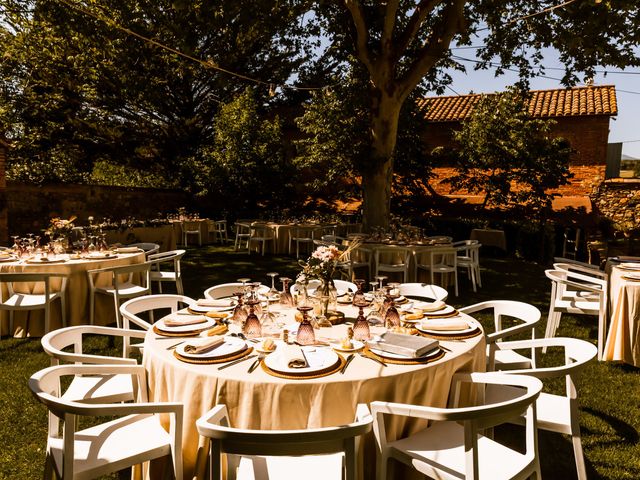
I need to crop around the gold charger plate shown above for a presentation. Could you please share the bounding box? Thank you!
[366,347,445,365]
[153,323,212,337]
[174,346,253,365]
[261,353,346,380]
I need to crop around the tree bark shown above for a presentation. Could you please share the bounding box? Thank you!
[361,90,401,232]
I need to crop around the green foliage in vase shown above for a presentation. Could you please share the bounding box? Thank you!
[447,87,573,212]
[196,88,296,217]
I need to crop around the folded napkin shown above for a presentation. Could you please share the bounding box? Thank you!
[163,315,209,327]
[414,300,446,312]
[205,311,230,319]
[280,344,308,369]
[116,246,140,253]
[183,335,225,354]
[421,318,470,331]
[196,298,234,307]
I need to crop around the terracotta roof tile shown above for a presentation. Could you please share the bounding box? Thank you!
[418,85,617,122]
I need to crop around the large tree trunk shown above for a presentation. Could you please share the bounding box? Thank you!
[361,91,401,232]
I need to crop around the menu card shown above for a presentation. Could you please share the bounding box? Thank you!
[367,332,439,358]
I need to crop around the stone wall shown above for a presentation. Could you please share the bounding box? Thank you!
[591,180,640,232]
[7,182,188,236]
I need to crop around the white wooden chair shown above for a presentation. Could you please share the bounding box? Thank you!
[552,262,608,300]
[485,337,597,480]
[87,262,151,328]
[182,220,202,246]
[342,245,372,282]
[288,226,321,259]
[0,272,68,336]
[415,246,458,296]
[460,300,541,371]
[127,242,160,257]
[371,372,542,480]
[148,249,186,295]
[373,246,412,284]
[453,239,482,292]
[211,220,229,244]
[234,221,253,251]
[205,283,269,300]
[553,257,600,271]
[196,403,372,480]
[248,223,275,256]
[397,283,448,302]
[29,364,183,480]
[120,294,196,356]
[544,269,607,359]
[41,325,146,403]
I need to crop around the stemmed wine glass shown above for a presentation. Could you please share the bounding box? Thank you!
[353,296,372,341]
[279,277,294,307]
[384,291,401,328]
[242,299,262,339]
[231,291,248,326]
[267,272,280,300]
[296,305,316,346]
[352,279,366,306]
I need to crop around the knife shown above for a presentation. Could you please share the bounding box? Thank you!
[340,353,355,374]
[247,354,265,373]
[218,354,257,370]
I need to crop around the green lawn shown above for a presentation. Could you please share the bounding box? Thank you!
[1,245,639,479]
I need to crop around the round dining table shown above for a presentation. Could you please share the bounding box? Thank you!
[143,303,485,479]
[1,250,146,337]
[604,265,640,366]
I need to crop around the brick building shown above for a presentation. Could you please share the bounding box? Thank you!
[417,85,618,211]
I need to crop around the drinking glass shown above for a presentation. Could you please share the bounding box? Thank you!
[231,291,248,326]
[296,306,316,346]
[353,297,371,340]
[242,300,262,339]
[279,277,294,307]
[267,272,280,300]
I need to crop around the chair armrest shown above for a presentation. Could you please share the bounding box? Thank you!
[485,321,536,344]
[196,404,230,436]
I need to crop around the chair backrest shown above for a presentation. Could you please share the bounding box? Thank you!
[28,364,183,479]
[128,243,160,256]
[374,246,411,267]
[333,279,358,295]
[371,372,542,477]
[148,249,186,273]
[398,283,448,301]
[183,220,201,233]
[426,246,457,265]
[250,223,274,238]
[205,283,269,300]
[553,257,600,271]
[459,300,541,344]
[196,403,371,466]
[87,262,152,298]
[552,262,607,281]
[545,269,606,305]
[0,272,68,300]
[120,294,196,330]
[41,325,144,365]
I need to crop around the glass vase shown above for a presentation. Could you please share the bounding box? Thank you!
[319,278,338,318]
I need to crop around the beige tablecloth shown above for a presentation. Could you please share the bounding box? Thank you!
[143,305,485,479]
[105,225,177,252]
[603,266,640,366]
[1,252,146,337]
[171,220,212,246]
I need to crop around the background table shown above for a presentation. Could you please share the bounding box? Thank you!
[105,225,177,252]
[1,251,146,337]
[143,305,485,479]
[470,228,506,251]
[603,266,640,366]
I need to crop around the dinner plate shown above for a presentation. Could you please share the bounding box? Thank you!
[26,257,67,264]
[398,302,415,312]
[330,339,364,352]
[0,256,16,263]
[416,319,476,335]
[156,317,217,333]
[421,305,457,317]
[264,347,340,375]
[337,297,354,305]
[176,336,247,359]
[400,312,425,323]
[622,272,640,281]
[368,346,441,361]
[86,253,117,260]
[189,303,236,313]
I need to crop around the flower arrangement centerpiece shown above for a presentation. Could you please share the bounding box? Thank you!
[45,216,77,252]
[297,240,360,321]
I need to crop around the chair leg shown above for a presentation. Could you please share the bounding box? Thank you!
[8,311,14,338]
[43,453,54,480]
[476,264,482,288]
[176,278,184,296]
[454,270,458,297]
[89,292,95,325]
[158,281,163,294]
[60,295,67,328]
[572,433,588,480]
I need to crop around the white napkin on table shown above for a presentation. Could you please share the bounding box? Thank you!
[163,315,209,327]
[420,318,470,331]
[414,300,446,312]
[280,344,308,369]
[183,335,225,354]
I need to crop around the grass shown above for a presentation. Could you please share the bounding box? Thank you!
[1,245,639,479]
